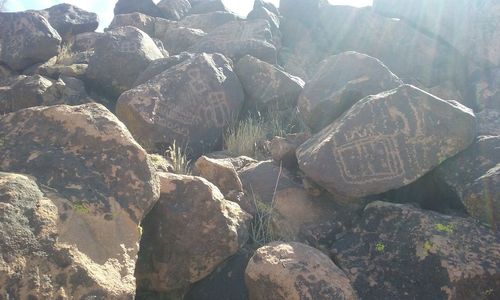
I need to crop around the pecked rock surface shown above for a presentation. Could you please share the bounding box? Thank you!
[331,201,500,300]
[0,12,61,71]
[298,51,403,132]
[0,103,160,298]
[435,136,500,230]
[116,53,244,155]
[297,84,477,198]
[190,19,277,64]
[86,26,164,98]
[245,242,357,300]
[136,173,251,293]
[34,3,99,38]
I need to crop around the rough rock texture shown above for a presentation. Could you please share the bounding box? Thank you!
[107,12,156,37]
[477,109,500,136]
[190,19,277,64]
[116,53,244,155]
[36,3,99,37]
[86,26,164,98]
[435,136,500,230]
[269,133,310,170]
[134,52,194,86]
[193,155,244,197]
[177,11,239,32]
[0,12,61,71]
[0,103,160,298]
[245,242,357,300]
[236,55,304,110]
[298,51,403,132]
[157,26,206,55]
[136,173,251,292]
[297,85,477,198]
[331,201,500,300]
[472,67,500,111]
[72,32,104,52]
[114,0,164,18]
[373,0,500,67]
[189,0,227,14]
[158,0,191,20]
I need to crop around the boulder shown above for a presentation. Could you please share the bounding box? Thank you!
[136,173,251,292]
[245,242,357,300]
[253,0,280,16]
[107,12,156,36]
[477,109,500,136]
[157,26,207,55]
[39,63,88,79]
[114,0,164,18]
[189,0,227,14]
[247,6,281,48]
[134,52,194,86]
[189,19,277,64]
[36,3,99,38]
[331,201,500,299]
[116,53,244,155]
[435,136,500,230]
[319,6,468,92]
[268,133,310,170]
[193,155,244,197]
[298,51,403,132]
[0,12,61,71]
[41,76,94,106]
[373,0,500,67]
[280,0,327,25]
[157,0,191,20]
[86,26,164,98]
[235,55,304,111]
[72,32,104,52]
[297,84,477,198]
[177,11,239,32]
[471,67,500,111]
[0,103,160,298]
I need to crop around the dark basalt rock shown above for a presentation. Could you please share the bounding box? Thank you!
[36,3,99,37]
[114,0,164,18]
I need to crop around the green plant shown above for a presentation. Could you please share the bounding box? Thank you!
[165,141,191,175]
[225,117,266,159]
[375,242,385,253]
[423,241,433,253]
[249,163,283,247]
[73,201,90,214]
[56,41,75,65]
[435,223,454,234]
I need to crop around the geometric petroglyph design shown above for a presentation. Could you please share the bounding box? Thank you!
[112,40,140,53]
[201,91,231,127]
[334,135,405,184]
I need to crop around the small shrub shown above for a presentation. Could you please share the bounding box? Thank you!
[166,141,191,175]
[73,201,90,214]
[375,242,385,253]
[435,223,454,234]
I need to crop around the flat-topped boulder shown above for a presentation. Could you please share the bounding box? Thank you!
[35,3,99,37]
[297,85,477,198]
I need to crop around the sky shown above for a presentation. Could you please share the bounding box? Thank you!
[5,0,373,31]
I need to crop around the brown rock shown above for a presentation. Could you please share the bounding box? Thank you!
[34,3,99,38]
[193,155,244,197]
[269,133,310,169]
[245,242,357,300]
[158,0,191,20]
[136,173,251,292]
[298,51,403,132]
[116,53,244,155]
[114,0,164,18]
[157,26,207,55]
[331,201,500,299]
[297,84,477,198]
[107,12,156,36]
[134,52,195,86]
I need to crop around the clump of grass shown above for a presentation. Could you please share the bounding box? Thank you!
[375,242,385,253]
[435,223,454,234]
[225,117,266,159]
[56,40,75,65]
[165,141,191,175]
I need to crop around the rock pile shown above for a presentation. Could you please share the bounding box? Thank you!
[0,0,498,299]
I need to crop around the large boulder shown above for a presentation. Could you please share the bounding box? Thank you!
[107,12,156,37]
[157,26,207,55]
[114,0,164,18]
[0,12,61,71]
[298,51,403,132]
[193,155,244,198]
[245,242,357,300]
[190,19,277,64]
[86,26,164,98]
[116,53,244,155]
[297,84,477,199]
[136,173,251,292]
[435,136,500,230]
[157,0,191,20]
[177,11,239,32]
[134,52,194,86]
[373,0,500,67]
[35,3,99,38]
[331,201,500,299]
[0,103,160,298]
[235,55,304,111]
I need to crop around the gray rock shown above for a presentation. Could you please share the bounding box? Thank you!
[116,53,244,155]
[134,52,194,86]
[0,12,61,71]
[157,26,207,55]
[86,26,164,98]
[297,84,477,198]
[35,3,99,37]
[114,0,164,18]
[477,109,500,136]
[158,0,192,20]
[435,136,500,230]
[298,51,403,132]
[72,32,104,52]
[107,12,156,36]
[235,55,304,111]
[190,19,277,64]
[178,11,239,33]
[189,0,227,14]
[331,201,500,299]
